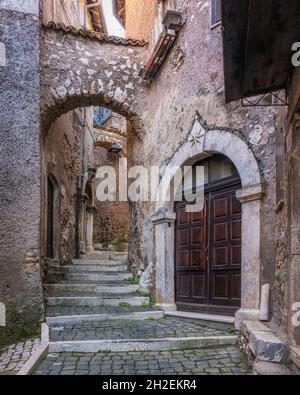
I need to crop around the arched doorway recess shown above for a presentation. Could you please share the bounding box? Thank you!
[152,117,264,328]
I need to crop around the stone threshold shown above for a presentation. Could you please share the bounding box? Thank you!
[165,311,235,324]
[48,335,237,353]
[46,311,164,325]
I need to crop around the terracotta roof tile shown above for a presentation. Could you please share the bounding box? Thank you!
[43,22,148,47]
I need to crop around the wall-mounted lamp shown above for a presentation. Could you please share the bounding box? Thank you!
[139,10,185,82]
[108,144,123,154]
[162,10,185,32]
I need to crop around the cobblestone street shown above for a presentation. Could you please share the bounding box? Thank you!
[49,317,233,342]
[0,339,41,375]
[34,346,251,376]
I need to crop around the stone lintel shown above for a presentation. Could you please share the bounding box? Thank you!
[236,184,265,203]
[151,208,176,225]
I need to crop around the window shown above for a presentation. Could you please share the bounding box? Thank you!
[93,107,112,127]
[211,0,222,27]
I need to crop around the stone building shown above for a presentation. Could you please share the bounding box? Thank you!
[0,0,299,374]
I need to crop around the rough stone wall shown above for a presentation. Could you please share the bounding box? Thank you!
[0,3,43,345]
[40,26,146,133]
[93,146,129,247]
[272,108,289,330]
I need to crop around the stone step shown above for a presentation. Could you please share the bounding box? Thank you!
[46,317,236,353]
[44,284,139,295]
[49,336,237,353]
[47,264,128,273]
[45,305,158,318]
[72,259,128,266]
[46,311,164,325]
[45,296,149,307]
[46,272,133,283]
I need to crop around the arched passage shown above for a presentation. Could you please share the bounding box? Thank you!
[40,23,146,134]
[152,116,264,327]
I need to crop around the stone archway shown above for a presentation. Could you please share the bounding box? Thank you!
[152,116,264,328]
[40,22,146,135]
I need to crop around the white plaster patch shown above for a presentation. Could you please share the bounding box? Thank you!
[0,42,6,67]
[0,302,6,326]
[0,0,39,15]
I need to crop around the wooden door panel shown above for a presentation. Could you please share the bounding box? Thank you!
[191,250,205,269]
[214,222,228,242]
[231,219,242,240]
[179,210,189,225]
[191,226,204,245]
[215,246,228,266]
[177,275,190,299]
[177,251,189,267]
[192,275,206,299]
[175,178,242,312]
[210,185,242,307]
[232,274,241,300]
[214,197,228,218]
[178,228,190,246]
[231,245,241,265]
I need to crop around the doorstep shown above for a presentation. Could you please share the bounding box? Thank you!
[165,311,235,324]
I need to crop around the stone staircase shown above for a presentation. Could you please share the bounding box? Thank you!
[32,252,253,375]
[44,252,158,325]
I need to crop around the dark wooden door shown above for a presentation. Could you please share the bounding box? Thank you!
[175,178,242,315]
[47,177,54,259]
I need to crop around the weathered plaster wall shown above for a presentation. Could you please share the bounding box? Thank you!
[42,111,82,265]
[0,4,43,345]
[125,0,158,41]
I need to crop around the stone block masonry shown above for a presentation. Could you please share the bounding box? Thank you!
[0,4,43,345]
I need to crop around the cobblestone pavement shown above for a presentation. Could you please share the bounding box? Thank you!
[34,346,251,375]
[0,338,41,375]
[46,305,157,317]
[49,317,232,342]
